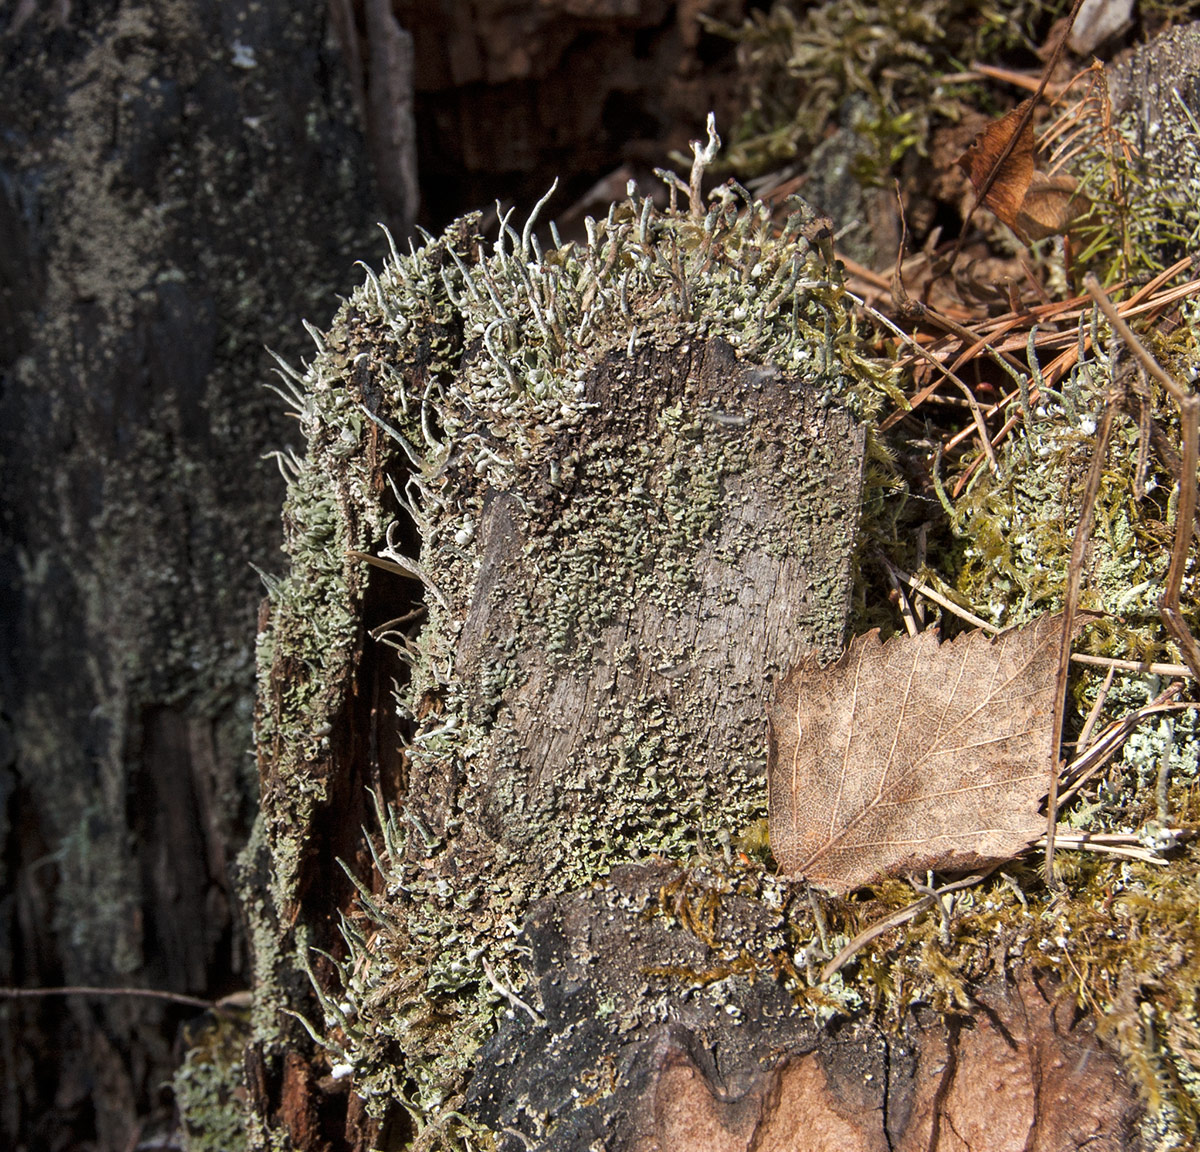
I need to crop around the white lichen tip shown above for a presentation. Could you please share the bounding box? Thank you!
[689,112,722,217]
[693,111,721,167]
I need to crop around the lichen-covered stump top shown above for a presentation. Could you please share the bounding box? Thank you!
[418,333,864,875]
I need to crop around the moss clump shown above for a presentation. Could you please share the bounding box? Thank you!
[866,846,1200,1141]
[670,16,1200,1146]
[949,388,1183,633]
[708,0,1055,182]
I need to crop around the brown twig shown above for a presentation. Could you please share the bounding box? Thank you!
[1034,832,1175,864]
[0,984,230,1012]
[852,293,1001,476]
[1075,664,1115,754]
[964,62,1075,97]
[821,870,996,983]
[1085,273,1200,685]
[875,555,998,633]
[1046,394,1117,886]
[939,271,1200,496]
[1058,683,1189,805]
[1086,274,1192,405]
[1156,397,1199,675]
[1070,653,1194,679]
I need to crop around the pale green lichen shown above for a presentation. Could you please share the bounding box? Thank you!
[173,1010,251,1152]
[680,22,1200,1139]
[250,120,889,1138]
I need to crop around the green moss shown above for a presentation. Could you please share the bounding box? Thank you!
[937,360,1199,680]
[708,0,1059,182]
[769,841,1197,1140]
[656,15,1200,1145]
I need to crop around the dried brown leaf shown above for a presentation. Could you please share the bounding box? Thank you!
[768,614,1066,893]
[956,100,1090,243]
[958,98,1038,231]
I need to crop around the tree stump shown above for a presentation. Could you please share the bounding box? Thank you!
[244,183,1143,1150]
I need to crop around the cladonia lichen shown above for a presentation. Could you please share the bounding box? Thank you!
[248,117,892,1139]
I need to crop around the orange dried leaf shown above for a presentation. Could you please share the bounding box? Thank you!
[957,98,1037,232]
[767,614,1065,893]
[957,100,1089,242]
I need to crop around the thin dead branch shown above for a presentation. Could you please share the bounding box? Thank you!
[1086,274,1200,685]
[820,870,995,983]
[1045,390,1118,885]
[0,984,238,1012]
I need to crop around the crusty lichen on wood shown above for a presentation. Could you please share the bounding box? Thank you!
[246,130,892,1142]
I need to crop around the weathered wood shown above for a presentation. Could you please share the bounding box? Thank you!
[467,863,1140,1152]
[392,0,745,228]
[412,336,864,874]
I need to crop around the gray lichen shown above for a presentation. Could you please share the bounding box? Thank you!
[173,1010,251,1152]
[249,119,892,1138]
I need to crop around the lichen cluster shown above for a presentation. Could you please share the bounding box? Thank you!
[248,124,894,1141]
[948,354,1191,649]
[844,819,1200,1143]
[686,14,1200,1137]
[173,1009,251,1152]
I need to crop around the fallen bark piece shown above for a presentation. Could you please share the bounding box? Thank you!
[465,864,1141,1152]
[636,969,1140,1151]
[768,615,1064,892]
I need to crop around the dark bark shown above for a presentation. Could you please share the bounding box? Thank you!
[392,0,747,231]
[0,3,380,1147]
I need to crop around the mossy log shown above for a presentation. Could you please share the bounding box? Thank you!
[243,182,1145,1150]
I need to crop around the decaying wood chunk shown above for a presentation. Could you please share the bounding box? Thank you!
[466,863,1141,1152]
